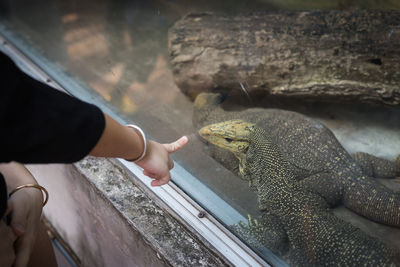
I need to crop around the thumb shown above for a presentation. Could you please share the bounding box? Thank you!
[163,136,188,154]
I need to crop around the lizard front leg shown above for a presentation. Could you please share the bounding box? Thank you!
[231,212,289,256]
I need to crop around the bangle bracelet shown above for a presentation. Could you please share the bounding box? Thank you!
[125,124,147,162]
[9,184,49,207]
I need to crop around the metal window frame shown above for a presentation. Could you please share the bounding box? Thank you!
[0,33,274,267]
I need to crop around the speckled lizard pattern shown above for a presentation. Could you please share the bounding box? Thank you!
[193,93,400,227]
[199,120,400,266]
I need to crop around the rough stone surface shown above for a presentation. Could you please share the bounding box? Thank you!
[75,157,229,267]
[168,11,400,107]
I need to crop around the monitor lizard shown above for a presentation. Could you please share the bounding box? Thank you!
[193,93,400,227]
[199,119,400,266]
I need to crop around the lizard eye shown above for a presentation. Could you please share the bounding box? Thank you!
[225,138,233,143]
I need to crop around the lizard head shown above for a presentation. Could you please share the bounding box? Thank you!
[199,120,256,180]
[199,119,255,155]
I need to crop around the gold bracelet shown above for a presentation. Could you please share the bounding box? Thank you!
[9,184,49,207]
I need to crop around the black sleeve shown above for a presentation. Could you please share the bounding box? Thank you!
[0,52,105,163]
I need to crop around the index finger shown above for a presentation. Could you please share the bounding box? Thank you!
[163,136,188,154]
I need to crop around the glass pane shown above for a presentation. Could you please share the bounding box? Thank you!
[1,1,400,265]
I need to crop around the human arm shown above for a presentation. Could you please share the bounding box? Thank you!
[90,114,188,186]
[0,162,43,267]
[0,51,188,185]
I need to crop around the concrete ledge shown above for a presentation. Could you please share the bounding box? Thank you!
[27,157,229,267]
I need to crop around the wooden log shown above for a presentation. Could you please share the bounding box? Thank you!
[168,11,400,108]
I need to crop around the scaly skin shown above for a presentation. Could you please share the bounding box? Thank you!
[194,93,400,226]
[199,120,400,266]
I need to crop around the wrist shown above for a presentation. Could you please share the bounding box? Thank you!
[125,124,147,162]
[9,184,48,207]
